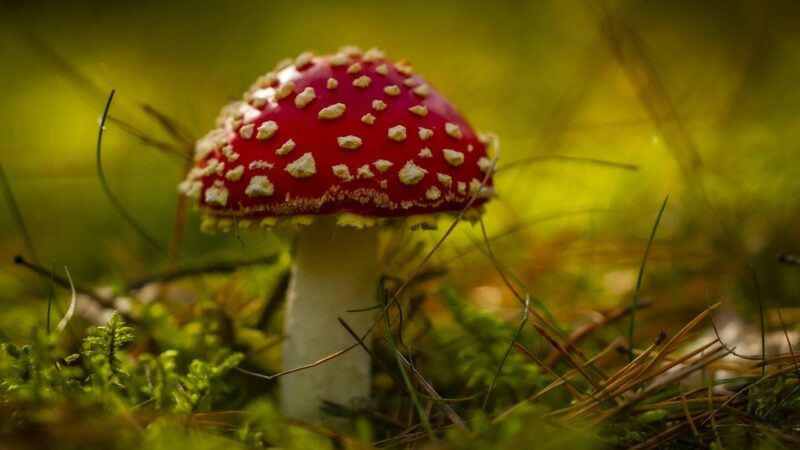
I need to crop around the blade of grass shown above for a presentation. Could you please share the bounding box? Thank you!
[14,256,110,306]
[255,270,291,330]
[346,304,383,313]
[7,24,188,160]
[442,208,613,266]
[763,384,800,419]
[140,103,195,147]
[751,265,766,378]
[475,215,575,403]
[384,315,436,441]
[483,293,530,409]
[96,90,165,254]
[0,162,39,264]
[1,162,74,336]
[496,154,639,173]
[14,255,139,327]
[707,383,723,449]
[127,254,279,290]
[338,318,404,389]
[338,316,456,431]
[368,324,467,431]
[628,195,669,361]
[594,3,703,179]
[166,154,194,270]
[474,217,594,373]
[470,222,564,338]
[46,261,55,335]
[106,117,187,161]
[55,266,77,335]
[772,305,800,381]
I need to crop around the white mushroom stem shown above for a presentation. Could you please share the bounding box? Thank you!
[280,218,378,424]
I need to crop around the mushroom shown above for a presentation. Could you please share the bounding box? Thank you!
[180,46,495,424]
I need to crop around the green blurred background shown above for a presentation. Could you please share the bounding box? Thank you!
[1,0,799,338]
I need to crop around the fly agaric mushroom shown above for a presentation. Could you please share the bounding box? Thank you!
[180,46,495,423]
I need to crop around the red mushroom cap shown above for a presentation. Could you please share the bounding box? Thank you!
[180,47,495,228]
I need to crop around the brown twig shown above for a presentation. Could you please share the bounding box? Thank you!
[106,117,187,160]
[236,344,358,381]
[255,270,291,330]
[628,411,714,450]
[139,103,196,147]
[14,255,113,309]
[127,254,279,290]
[773,302,800,382]
[778,253,800,266]
[166,152,195,271]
